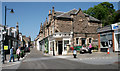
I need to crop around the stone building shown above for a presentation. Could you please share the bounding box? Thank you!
[35,7,102,55]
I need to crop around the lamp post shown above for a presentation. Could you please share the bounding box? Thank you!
[3,6,14,62]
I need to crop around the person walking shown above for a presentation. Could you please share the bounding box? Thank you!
[9,47,15,62]
[89,43,92,54]
[16,47,21,61]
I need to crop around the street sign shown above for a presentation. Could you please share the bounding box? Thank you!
[4,46,8,50]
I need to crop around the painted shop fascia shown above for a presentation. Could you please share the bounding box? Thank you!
[97,22,120,52]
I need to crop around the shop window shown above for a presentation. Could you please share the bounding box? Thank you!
[64,40,69,51]
[76,38,79,45]
[50,42,54,51]
[101,42,108,47]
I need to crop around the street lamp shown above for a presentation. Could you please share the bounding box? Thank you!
[2,6,14,63]
[5,6,14,26]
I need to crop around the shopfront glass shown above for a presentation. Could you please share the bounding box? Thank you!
[100,33,113,52]
[118,34,120,51]
[50,42,54,51]
[64,40,69,51]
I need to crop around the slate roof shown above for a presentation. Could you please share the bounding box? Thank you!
[23,36,31,42]
[97,25,112,33]
[55,9,100,22]
[84,13,100,22]
[56,9,78,18]
[54,11,64,16]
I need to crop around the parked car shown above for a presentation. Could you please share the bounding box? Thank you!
[80,47,91,54]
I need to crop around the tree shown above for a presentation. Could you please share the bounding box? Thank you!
[84,2,116,26]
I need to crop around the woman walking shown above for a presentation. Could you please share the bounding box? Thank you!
[16,47,21,61]
[89,43,92,54]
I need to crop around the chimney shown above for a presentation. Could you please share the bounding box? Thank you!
[49,10,51,14]
[48,9,52,22]
[52,6,55,16]
[46,17,47,21]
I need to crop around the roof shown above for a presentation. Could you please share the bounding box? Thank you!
[56,9,78,18]
[97,25,112,33]
[22,36,31,42]
[55,9,100,22]
[84,13,100,22]
[55,11,64,16]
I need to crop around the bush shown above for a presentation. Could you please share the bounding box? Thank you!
[20,50,25,58]
[44,50,48,53]
[13,50,16,54]
[94,45,98,50]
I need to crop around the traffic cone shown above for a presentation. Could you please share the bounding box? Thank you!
[107,48,110,54]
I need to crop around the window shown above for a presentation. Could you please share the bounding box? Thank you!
[50,42,54,51]
[64,40,69,50]
[52,26,54,34]
[76,38,79,44]
[89,38,92,43]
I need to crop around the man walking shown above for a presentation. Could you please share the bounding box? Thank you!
[9,47,15,62]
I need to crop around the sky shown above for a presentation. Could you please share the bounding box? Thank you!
[1,2,119,41]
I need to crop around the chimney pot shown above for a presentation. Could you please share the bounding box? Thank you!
[49,10,51,14]
[52,7,54,9]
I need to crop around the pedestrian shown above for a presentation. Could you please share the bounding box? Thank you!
[16,47,21,61]
[9,47,15,62]
[89,43,92,54]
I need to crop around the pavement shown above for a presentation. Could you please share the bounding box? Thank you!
[1,52,30,69]
[43,51,119,65]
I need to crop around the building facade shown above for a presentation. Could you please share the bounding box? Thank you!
[0,22,23,54]
[97,22,120,52]
[35,7,102,55]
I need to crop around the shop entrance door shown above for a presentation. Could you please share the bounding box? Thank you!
[81,38,86,45]
[58,41,62,55]
[118,34,120,51]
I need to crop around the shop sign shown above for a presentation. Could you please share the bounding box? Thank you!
[112,23,119,30]
[4,46,8,50]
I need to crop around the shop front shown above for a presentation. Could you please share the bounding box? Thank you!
[48,32,72,55]
[100,32,113,52]
[98,22,120,52]
[112,23,120,51]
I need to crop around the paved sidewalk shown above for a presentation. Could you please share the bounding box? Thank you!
[44,52,119,65]
[2,52,30,68]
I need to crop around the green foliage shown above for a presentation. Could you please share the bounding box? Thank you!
[83,2,119,26]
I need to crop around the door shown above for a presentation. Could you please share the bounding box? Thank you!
[118,34,120,51]
[81,38,86,45]
[58,41,62,55]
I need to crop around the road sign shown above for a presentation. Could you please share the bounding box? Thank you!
[4,46,8,50]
